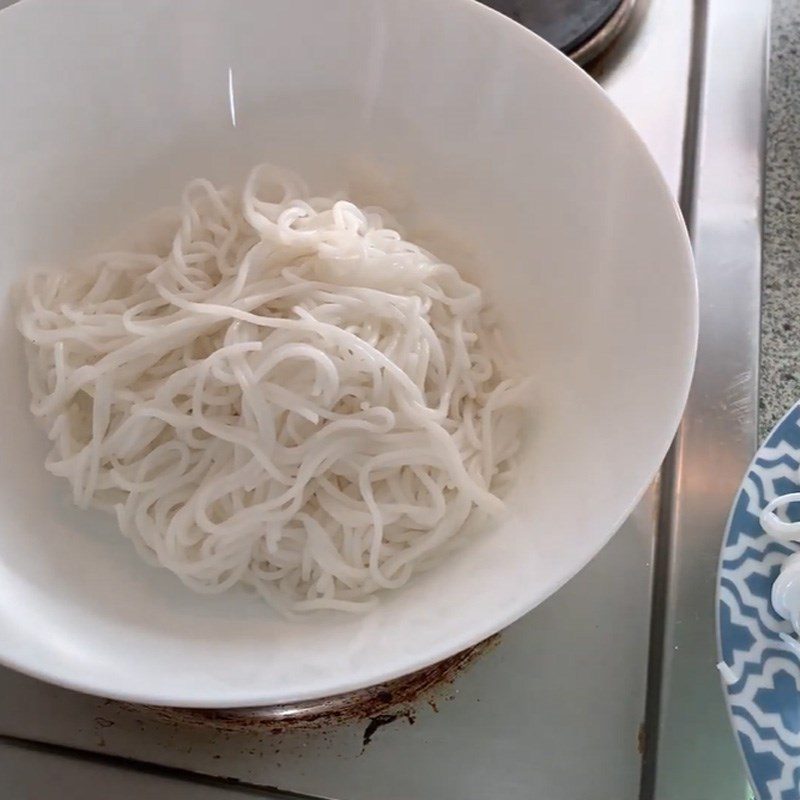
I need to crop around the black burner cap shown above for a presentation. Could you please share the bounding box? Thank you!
[480,0,626,56]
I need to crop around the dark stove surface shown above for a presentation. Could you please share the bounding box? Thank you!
[481,0,625,55]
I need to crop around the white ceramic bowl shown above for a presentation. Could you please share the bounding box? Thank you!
[0,0,696,707]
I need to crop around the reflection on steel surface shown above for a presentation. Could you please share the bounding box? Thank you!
[643,1,767,798]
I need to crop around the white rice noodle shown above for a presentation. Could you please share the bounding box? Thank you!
[15,164,529,613]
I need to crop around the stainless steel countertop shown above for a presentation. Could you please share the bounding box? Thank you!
[647,1,767,797]
[0,739,282,800]
[0,1,769,798]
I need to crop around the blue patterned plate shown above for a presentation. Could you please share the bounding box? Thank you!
[718,402,800,800]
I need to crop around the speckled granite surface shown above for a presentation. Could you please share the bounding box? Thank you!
[761,0,800,436]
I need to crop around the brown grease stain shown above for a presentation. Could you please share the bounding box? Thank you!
[125,634,499,736]
[637,723,646,756]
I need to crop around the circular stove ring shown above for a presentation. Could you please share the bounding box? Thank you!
[481,0,639,64]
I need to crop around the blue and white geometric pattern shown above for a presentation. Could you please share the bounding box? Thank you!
[719,403,800,800]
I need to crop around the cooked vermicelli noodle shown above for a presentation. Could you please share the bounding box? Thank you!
[14,164,528,612]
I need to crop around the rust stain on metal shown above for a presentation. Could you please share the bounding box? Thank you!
[360,707,416,750]
[127,634,499,734]
[637,723,646,756]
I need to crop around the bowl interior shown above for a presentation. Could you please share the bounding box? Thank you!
[0,0,695,706]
